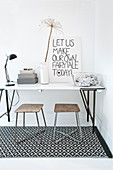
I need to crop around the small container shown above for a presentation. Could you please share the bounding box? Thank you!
[72,72,101,87]
[40,62,49,84]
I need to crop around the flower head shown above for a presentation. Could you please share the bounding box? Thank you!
[40,18,63,34]
[39,18,63,62]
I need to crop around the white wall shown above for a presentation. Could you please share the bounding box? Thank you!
[0,0,95,82]
[0,0,95,127]
[95,0,113,154]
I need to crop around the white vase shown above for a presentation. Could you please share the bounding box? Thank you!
[40,62,49,84]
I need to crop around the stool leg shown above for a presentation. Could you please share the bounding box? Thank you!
[14,112,18,141]
[23,112,25,128]
[53,112,58,140]
[75,112,82,139]
[35,112,42,141]
[41,108,47,127]
[75,112,79,127]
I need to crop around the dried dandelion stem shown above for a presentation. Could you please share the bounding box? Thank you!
[45,25,53,62]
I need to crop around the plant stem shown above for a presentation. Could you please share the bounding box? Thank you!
[45,25,53,62]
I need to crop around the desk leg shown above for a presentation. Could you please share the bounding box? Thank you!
[5,90,15,122]
[5,90,10,122]
[0,90,7,119]
[9,90,15,112]
[92,90,96,133]
[80,89,96,133]
[0,89,3,102]
[87,91,89,122]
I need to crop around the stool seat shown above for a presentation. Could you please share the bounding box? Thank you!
[54,104,80,113]
[15,104,43,113]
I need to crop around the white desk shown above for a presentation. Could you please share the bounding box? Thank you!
[0,82,105,133]
[0,82,105,90]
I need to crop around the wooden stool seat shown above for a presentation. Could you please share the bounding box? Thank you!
[14,104,46,144]
[54,104,80,113]
[15,104,43,113]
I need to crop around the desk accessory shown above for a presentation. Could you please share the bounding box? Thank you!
[72,72,101,87]
[40,62,49,84]
[17,68,38,84]
[39,18,62,84]
[4,54,17,86]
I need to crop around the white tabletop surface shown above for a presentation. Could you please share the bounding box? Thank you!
[0,82,105,91]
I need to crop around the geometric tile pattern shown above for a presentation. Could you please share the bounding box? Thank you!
[0,126,108,158]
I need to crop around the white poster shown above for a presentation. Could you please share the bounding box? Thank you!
[49,37,81,82]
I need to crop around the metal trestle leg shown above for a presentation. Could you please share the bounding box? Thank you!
[53,112,82,143]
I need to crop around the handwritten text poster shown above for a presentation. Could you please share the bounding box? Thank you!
[49,37,81,82]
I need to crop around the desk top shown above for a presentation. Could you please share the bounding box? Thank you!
[0,82,105,91]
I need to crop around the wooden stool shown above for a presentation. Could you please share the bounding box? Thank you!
[14,104,47,143]
[53,104,82,143]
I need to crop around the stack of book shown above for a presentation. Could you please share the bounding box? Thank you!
[17,69,38,84]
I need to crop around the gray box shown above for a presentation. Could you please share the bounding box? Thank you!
[18,73,37,79]
[17,78,38,84]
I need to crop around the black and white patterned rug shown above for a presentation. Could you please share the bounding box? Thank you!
[0,126,108,158]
